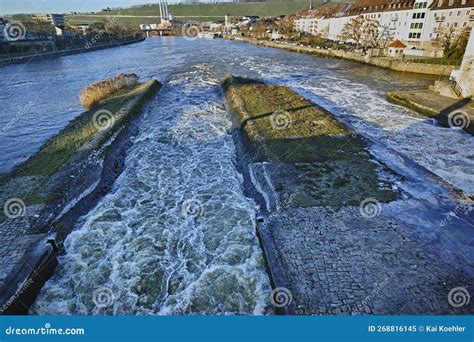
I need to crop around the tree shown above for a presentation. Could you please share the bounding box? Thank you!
[338,15,380,50]
[251,21,270,39]
[438,27,471,60]
[276,17,296,40]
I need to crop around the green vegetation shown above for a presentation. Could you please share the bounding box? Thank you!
[223,76,397,207]
[105,2,312,17]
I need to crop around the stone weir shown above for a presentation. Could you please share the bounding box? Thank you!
[0,76,161,314]
[222,76,474,315]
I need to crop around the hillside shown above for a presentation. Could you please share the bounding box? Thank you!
[66,1,349,26]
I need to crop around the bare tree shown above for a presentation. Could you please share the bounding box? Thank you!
[378,25,394,48]
[338,15,380,50]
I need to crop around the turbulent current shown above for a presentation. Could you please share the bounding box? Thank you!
[1,38,471,314]
[31,63,271,315]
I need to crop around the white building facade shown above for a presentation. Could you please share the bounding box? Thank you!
[294,0,473,51]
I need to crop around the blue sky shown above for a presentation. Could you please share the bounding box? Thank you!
[1,0,174,14]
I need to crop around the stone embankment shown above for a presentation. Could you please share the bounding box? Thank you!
[0,37,146,67]
[229,36,456,76]
[0,76,161,314]
[223,76,474,315]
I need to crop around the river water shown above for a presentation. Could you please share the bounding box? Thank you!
[1,38,472,314]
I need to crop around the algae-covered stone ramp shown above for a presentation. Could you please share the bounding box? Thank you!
[223,76,395,210]
[0,75,161,314]
[223,76,474,315]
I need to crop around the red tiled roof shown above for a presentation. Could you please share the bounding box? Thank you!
[429,0,474,10]
[293,3,353,19]
[347,0,415,15]
[388,39,407,48]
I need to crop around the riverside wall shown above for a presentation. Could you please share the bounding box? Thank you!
[231,37,456,76]
[0,37,146,67]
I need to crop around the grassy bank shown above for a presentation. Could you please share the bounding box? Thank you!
[223,76,396,208]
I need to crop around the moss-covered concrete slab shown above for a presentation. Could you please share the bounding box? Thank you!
[223,76,397,208]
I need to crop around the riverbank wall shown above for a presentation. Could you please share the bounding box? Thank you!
[0,37,145,67]
[0,77,161,314]
[229,36,456,76]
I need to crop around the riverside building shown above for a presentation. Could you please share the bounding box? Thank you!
[294,0,474,54]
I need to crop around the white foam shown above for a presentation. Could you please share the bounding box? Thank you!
[32,63,271,315]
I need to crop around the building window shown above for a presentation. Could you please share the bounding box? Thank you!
[463,22,468,27]
[457,10,461,16]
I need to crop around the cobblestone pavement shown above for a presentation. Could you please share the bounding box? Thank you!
[0,205,44,283]
[263,206,473,315]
